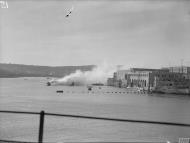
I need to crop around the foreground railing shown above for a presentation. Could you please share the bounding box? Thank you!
[0,110,190,143]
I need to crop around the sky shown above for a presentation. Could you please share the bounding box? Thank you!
[0,0,190,68]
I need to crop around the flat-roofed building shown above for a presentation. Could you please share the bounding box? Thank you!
[125,68,169,90]
[126,71,150,89]
[162,66,190,79]
[107,78,114,86]
[107,67,190,94]
[114,70,129,87]
[153,71,190,94]
[168,66,190,74]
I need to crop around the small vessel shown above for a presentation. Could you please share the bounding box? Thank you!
[153,86,190,95]
[87,85,92,91]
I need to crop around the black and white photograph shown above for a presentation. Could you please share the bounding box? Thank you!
[0,0,190,142]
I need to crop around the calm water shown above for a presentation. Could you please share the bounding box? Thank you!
[0,77,190,142]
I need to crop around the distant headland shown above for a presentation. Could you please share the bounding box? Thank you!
[0,63,95,78]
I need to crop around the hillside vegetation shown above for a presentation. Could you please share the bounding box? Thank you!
[0,63,95,78]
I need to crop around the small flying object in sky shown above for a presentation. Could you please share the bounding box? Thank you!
[66,6,74,17]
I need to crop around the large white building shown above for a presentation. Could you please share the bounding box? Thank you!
[107,67,190,94]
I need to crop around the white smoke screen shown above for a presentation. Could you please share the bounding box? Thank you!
[55,63,119,85]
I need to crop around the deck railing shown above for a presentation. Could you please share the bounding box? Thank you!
[0,110,190,143]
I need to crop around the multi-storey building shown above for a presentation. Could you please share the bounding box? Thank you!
[153,70,190,94]
[166,66,190,80]
[107,67,190,94]
[168,66,190,74]
[114,70,129,87]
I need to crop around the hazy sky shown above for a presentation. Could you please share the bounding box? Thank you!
[1,0,190,68]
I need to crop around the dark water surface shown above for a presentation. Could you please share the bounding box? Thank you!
[0,78,190,142]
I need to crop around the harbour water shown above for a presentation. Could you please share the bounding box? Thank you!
[0,77,190,142]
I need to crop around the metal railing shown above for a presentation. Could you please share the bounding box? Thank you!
[0,110,190,143]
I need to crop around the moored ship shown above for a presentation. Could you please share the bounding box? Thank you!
[153,86,190,95]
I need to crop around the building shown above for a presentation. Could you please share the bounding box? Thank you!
[168,66,190,74]
[166,66,190,80]
[153,71,190,94]
[107,78,114,86]
[112,68,161,89]
[107,67,190,94]
[114,70,129,87]
[126,71,151,90]
[107,72,122,87]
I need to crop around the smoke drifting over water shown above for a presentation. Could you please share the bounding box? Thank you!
[53,63,119,86]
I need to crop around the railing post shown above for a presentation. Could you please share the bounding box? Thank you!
[38,110,45,143]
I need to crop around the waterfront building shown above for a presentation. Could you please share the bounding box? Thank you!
[153,71,190,94]
[107,72,122,87]
[166,66,190,80]
[107,67,190,94]
[126,71,151,90]
[107,78,114,86]
[125,68,168,90]
[129,68,161,72]
[114,70,129,87]
[112,68,161,89]
[168,66,190,74]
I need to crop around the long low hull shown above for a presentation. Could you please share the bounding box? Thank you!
[153,87,190,95]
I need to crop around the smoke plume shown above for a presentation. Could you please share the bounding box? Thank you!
[51,63,119,86]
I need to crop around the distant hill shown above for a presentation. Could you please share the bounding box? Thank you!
[0,63,95,78]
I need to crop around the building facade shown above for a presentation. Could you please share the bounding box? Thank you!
[168,66,190,74]
[167,66,190,80]
[107,67,190,94]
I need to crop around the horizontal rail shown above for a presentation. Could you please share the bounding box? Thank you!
[0,110,40,115]
[0,139,38,143]
[0,110,190,127]
[45,112,190,127]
